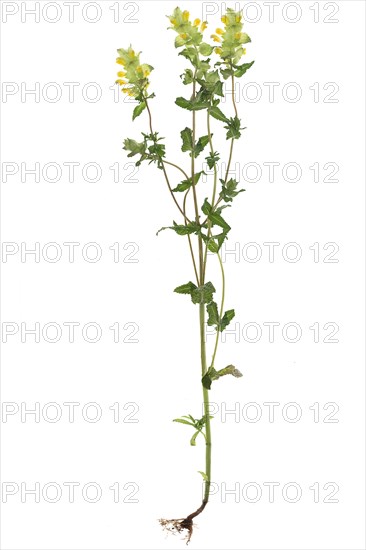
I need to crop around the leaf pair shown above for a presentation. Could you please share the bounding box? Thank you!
[173,414,213,446]
[180,127,211,158]
[219,178,245,202]
[174,281,216,305]
[206,301,235,332]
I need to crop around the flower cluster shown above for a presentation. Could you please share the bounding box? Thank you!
[211,9,251,64]
[167,7,207,48]
[115,46,153,98]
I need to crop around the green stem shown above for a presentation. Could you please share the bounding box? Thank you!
[210,252,225,370]
[191,76,204,283]
[183,189,200,286]
[223,72,238,184]
[189,56,211,506]
[202,106,218,281]
[200,302,211,503]
[202,71,238,223]
[163,159,190,181]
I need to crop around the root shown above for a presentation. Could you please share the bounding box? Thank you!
[159,500,207,544]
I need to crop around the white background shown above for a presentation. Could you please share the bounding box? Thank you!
[0,1,365,549]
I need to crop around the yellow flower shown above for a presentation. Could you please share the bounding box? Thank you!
[236,13,242,22]
[242,48,246,56]
[137,64,151,78]
[122,88,135,97]
[193,18,200,27]
[214,47,222,55]
[221,15,228,25]
[211,34,221,43]
[182,10,189,22]
[116,58,125,66]
[216,28,224,35]
[115,79,126,86]
[170,17,177,26]
[200,21,208,31]
[128,49,135,58]
[180,33,188,39]
[235,32,241,40]
[117,71,126,77]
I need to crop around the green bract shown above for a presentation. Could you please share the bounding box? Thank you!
[117,5,254,544]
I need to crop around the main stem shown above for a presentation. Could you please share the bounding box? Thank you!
[200,303,212,504]
[197,71,238,507]
[190,72,212,511]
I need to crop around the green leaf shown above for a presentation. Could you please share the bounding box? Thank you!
[198,471,209,481]
[191,282,216,305]
[207,239,219,253]
[201,198,212,215]
[173,171,203,192]
[172,180,191,193]
[216,231,229,250]
[132,101,146,121]
[181,69,194,85]
[207,301,219,327]
[220,309,235,331]
[208,211,231,232]
[209,106,229,123]
[173,418,195,426]
[202,367,217,390]
[234,60,255,78]
[174,282,197,295]
[199,42,214,56]
[180,128,210,158]
[206,151,220,169]
[180,127,193,153]
[172,221,201,236]
[156,221,201,236]
[220,67,234,80]
[179,47,199,67]
[225,116,245,140]
[219,178,245,202]
[148,142,166,160]
[190,430,200,446]
[174,281,215,305]
[175,97,193,110]
[194,135,211,158]
[175,96,210,112]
